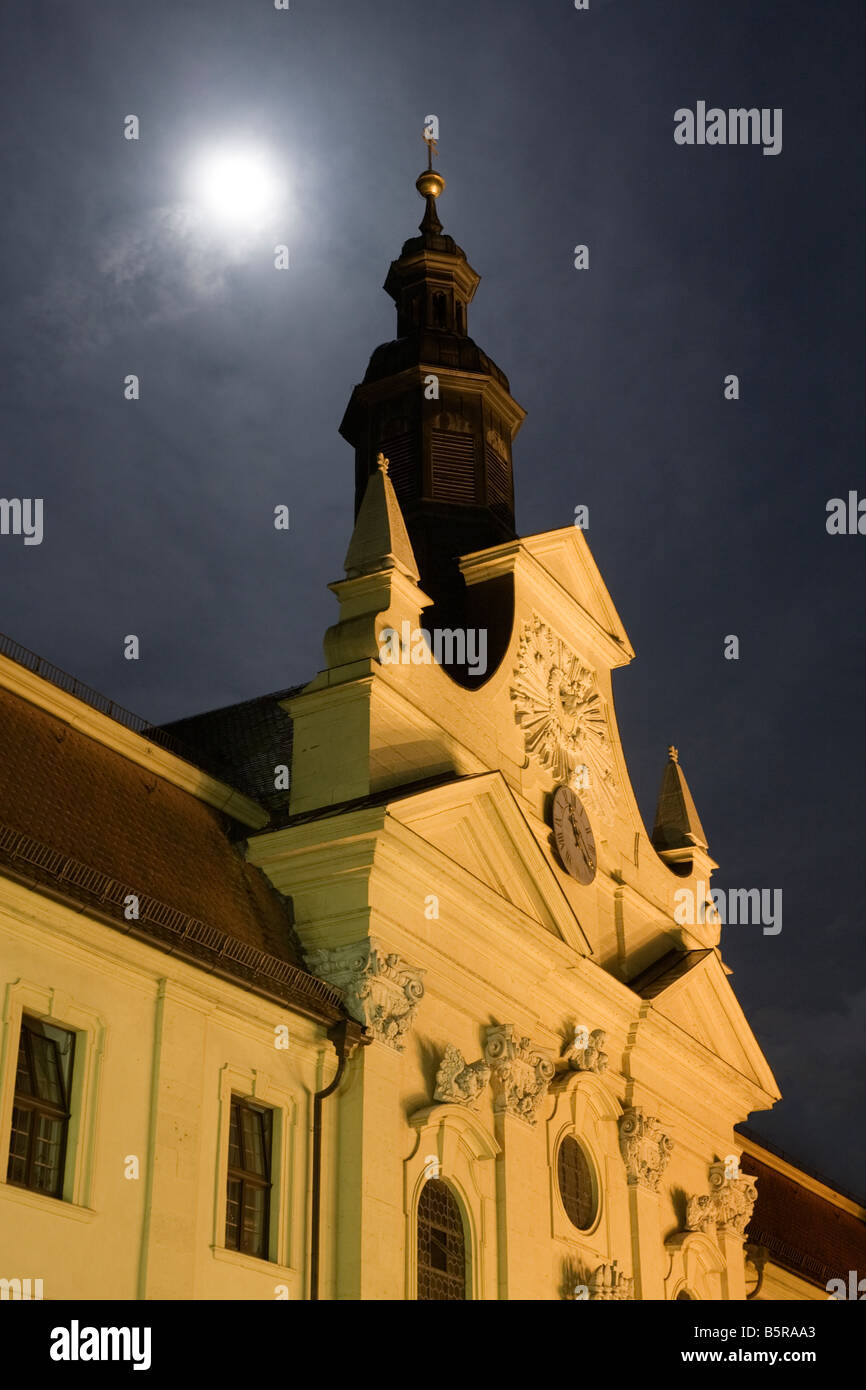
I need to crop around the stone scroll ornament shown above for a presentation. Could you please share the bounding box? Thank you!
[618,1107,674,1190]
[511,616,618,821]
[686,1161,758,1238]
[305,939,425,1052]
[433,1044,490,1108]
[484,1025,555,1126]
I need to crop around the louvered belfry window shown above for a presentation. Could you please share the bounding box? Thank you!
[417,1178,467,1300]
[380,433,417,502]
[485,442,512,524]
[431,431,477,504]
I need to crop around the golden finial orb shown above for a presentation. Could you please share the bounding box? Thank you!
[417,128,445,199]
[416,167,445,199]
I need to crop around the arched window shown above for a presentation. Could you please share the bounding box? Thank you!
[417,1178,467,1300]
[557,1135,596,1231]
[432,292,447,328]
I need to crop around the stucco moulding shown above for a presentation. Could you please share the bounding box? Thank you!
[618,1107,674,1190]
[484,1024,555,1125]
[589,1260,634,1301]
[304,938,425,1052]
[561,1025,609,1073]
[511,615,618,822]
[433,1043,491,1108]
[686,1161,758,1238]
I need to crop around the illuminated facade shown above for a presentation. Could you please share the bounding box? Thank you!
[1,160,863,1301]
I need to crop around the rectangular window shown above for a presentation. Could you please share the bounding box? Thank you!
[225,1096,272,1259]
[6,1016,75,1199]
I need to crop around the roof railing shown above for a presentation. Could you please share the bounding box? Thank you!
[0,630,234,784]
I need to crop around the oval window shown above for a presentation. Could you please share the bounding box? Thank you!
[557,1135,597,1230]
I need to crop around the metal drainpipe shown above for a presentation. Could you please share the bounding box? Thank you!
[310,1018,368,1301]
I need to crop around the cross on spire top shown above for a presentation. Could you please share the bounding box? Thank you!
[423,130,438,169]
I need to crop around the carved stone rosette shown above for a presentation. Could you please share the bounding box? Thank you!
[686,1163,758,1238]
[433,1044,490,1108]
[618,1107,674,1190]
[305,939,425,1052]
[589,1261,633,1301]
[484,1025,555,1125]
[510,615,617,820]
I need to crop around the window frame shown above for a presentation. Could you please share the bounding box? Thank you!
[546,1074,620,1253]
[416,1176,468,1301]
[225,1094,273,1260]
[7,1015,76,1199]
[405,1103,500,1301]
[556,1132,598,1233]
[0,980,104,1213]
[212,1064,298,1280]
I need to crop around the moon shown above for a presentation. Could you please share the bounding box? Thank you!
[190,147,283,229]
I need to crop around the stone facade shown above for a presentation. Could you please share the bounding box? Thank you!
[1,163,858,1307]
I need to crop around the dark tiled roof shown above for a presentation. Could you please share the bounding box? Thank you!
[737,1126,866,1208]
[362,331,512,393]
[0,685,342,1019]
[741,1150,866,1288]
[0,630,235,785]
[162,687,302,817]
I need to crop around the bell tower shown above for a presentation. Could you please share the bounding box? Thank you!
[339,137,526,628]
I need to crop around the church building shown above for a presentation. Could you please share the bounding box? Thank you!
[0,150,862,1302]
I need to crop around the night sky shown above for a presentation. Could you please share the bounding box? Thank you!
[1,1,863,1195]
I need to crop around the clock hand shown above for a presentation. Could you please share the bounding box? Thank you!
[575,835,593,870]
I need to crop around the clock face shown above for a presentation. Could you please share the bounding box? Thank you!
[551,784,597,885]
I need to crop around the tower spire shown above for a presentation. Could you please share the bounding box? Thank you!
[652,746,709,852]
[339,137,525,632]
[417,129,445,235]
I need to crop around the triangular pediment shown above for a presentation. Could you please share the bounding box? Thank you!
[461,526,635,671]
[386,771,592,954]
[633,949,779,1096]
[521,528,634,660]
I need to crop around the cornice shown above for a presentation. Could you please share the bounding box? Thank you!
[623,998,779,1115]
[459,531,633,669]
[346,363,525,435]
